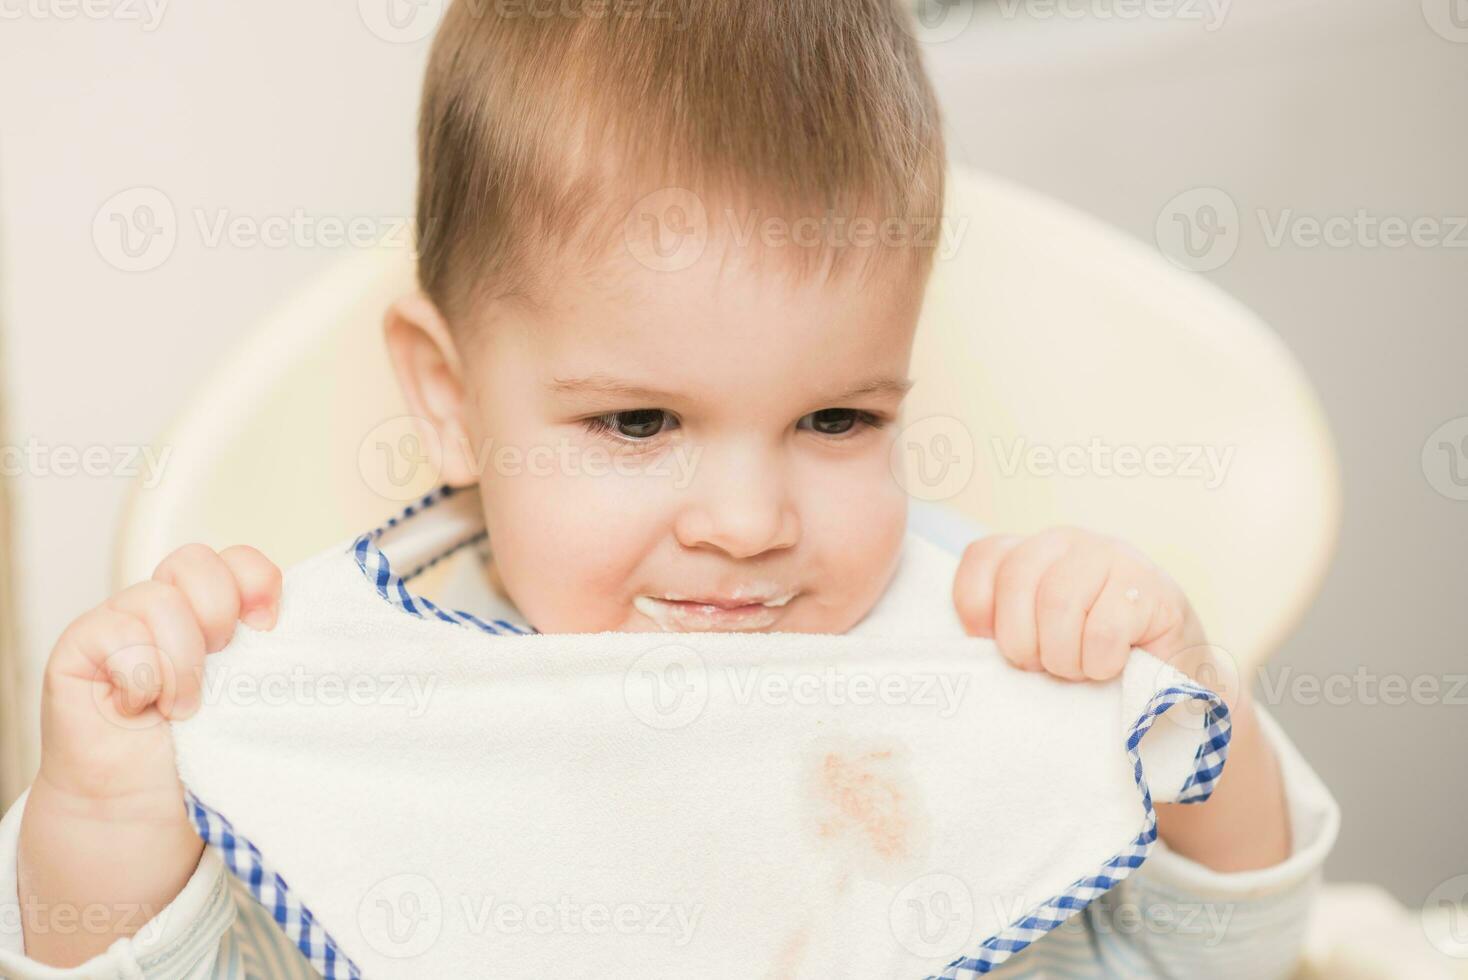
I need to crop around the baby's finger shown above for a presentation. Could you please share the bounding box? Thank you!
[218,545,282,630]
[1034,546,1113,681]
[1080,575,1155,681]
[51,607,159,716]
[953,534,1023,637]
[992,531,1074,671]
[153,544,243,653]
[106,581,207,720]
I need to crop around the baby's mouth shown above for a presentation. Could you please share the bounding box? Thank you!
[633,591,796,632]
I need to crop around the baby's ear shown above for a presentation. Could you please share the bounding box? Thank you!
[382,292,479,488]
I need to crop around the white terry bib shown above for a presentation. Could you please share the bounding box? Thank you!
[171,488,1231,979]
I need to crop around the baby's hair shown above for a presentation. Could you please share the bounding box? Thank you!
[416,0,946,326]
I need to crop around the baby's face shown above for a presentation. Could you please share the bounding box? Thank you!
[455,241,925,634]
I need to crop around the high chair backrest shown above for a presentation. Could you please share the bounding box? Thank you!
[116,167,1339,675]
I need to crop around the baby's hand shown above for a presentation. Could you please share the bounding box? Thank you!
[952,528,1206,682]
[38,543,281,801]
[20,544,280,967]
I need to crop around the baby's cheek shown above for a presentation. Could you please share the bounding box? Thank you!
[795,457,909,632]
[482,467,668,632]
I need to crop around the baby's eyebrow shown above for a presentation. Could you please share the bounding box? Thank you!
[548,375,678,401]
[830,376,916,401]
[547,373,914,403]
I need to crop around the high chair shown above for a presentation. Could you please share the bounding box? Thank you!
[111,166,1459,977]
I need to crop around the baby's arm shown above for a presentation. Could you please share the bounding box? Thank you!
[13,544,280,968]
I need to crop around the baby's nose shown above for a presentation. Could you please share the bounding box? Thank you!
[673,474,800,559]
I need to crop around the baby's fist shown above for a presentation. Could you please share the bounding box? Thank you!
[953,527,1205,682]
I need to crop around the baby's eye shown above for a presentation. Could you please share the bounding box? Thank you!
[583,409,678,441]
[797,408,883,436]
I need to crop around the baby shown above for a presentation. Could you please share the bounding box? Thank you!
[9,0,1330,976]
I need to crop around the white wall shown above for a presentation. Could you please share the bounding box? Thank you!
[1,0,1463,907]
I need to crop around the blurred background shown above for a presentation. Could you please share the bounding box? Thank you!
[0,0,1462,936]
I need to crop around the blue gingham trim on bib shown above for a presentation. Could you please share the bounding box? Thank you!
[931,682,1232,978]
[185,789,363,979]
[350,485,536,635]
